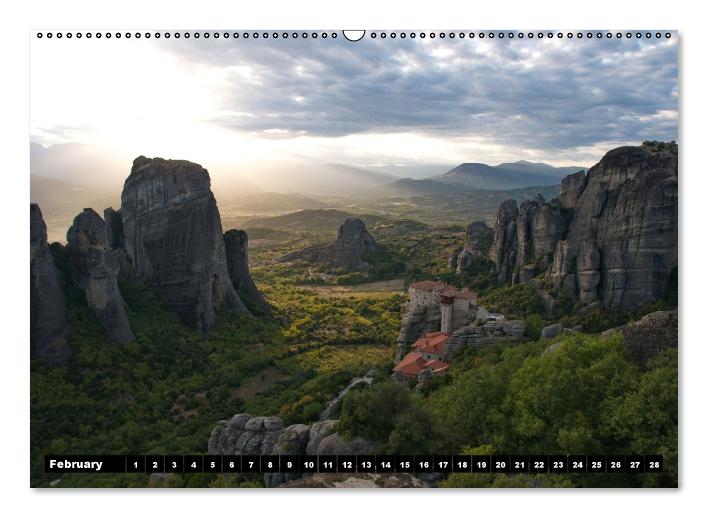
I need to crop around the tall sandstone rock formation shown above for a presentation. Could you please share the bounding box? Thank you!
[66,208,135,346]
[486,143,678,312]
[223,229,267,310]
[450,220,494,273]
[488,199,520,283]
[30,204,70,364]
[515,195,564,283]
[548,143,678,310]
[279,217,377,272]
[329,217,377,272]
[120,156,248,331]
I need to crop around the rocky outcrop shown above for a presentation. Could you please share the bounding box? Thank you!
[452,221,494,273]
[223,229,267,309]
[444,319,525,358]
[103,207,124,249]
[517,195,563,279]
[330,218,377,271]
[486,143,678,312]
[601,309,678,366]
[67,209,135,346]
[279,217,377,272]
[488,199,519,283]
[103,207,134,280]
[488,195,564,284]
[279,472,426,488]
[30,204,70,364]
[120,156,248,331]
[548,143,678,311]
[395,304,442,362]
[208,413,377,487]
[541,323,563,339]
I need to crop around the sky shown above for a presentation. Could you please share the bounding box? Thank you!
[30,31,679,183]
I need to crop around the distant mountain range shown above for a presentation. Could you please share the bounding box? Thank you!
[376,161,586,196]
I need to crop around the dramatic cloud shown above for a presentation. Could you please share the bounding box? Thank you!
[30,31,678,169]
[166,33,678,150]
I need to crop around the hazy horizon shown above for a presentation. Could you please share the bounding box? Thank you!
[31,33,677,192]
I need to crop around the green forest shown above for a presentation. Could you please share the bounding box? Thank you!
[31,211,678,488]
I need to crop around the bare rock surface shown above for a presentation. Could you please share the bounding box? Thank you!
[486,144,678,312]
[454,220,494,273]
[488,199,519,283]
[601,309,678,366]
[279,472,426,488]
[224,229,267,309]
[548,144,678,311]
[66,209,135,345]
[208,413,377,487]
[120,156,248,331]
[30,204,70,364]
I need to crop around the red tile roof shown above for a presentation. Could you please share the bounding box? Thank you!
[393,351,450,377]
[409,280,477,301]
[456,288,478,300]
[423,359,450,374]
[413,332,448,356]
[409,280,447,292]
[393,352,427,377]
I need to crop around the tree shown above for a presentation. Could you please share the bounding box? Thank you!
[524,313,544,341]
[337,381,412,442]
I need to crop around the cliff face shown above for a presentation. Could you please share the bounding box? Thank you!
[30,204,70,364]
[488,199,519,283]
[223,229,267,309]
[515,195,564,283]
[487,195,565,284]
[451,221,493,273]
[66,208,135,346]
[103,207,134,280]
[120,156,248,331]
[558,171,587,209]
[486,143,678,312]
[548,144,678,311]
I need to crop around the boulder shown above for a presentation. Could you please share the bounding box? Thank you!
[541,323,563,339]
[278,472,426,488]
[315,433,377,456]
[306,420,338,455]
[208,413,380,487]
[502,319,526,338]
[601,309,678,366]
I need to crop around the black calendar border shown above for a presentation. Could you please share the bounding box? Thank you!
[44,454,664,475]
